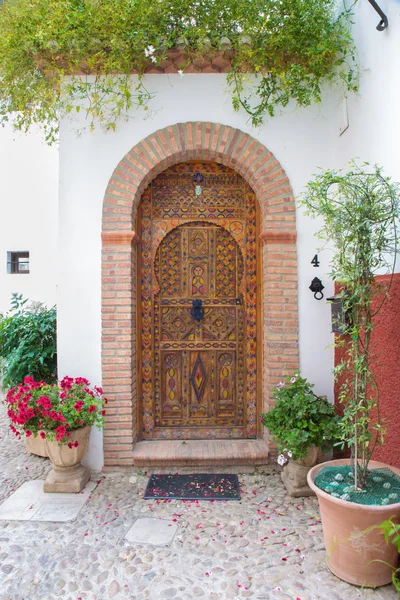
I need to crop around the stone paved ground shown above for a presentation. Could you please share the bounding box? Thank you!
[0,403,398,600]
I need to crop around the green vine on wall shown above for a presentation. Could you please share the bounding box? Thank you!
[0,0,358,143]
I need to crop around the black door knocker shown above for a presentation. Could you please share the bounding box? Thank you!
[191,299,205,322]
[309,277,325,300]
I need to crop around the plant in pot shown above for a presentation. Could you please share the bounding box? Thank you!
[261,372,339,497]
[4,375,106,492]
[301,161,400,587]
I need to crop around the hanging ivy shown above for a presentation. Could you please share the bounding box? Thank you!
[0,0,358,143]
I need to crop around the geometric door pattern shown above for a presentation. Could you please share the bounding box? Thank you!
[139,162,258,439]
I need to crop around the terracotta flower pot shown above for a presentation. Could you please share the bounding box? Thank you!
[308,459,400,587]
[43,426,91,493]
[282,446,319,497]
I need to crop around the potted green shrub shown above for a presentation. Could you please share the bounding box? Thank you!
[4,376,106,492]
[261,372,339,497]
[0,295,57,458]
[301,161,400,587]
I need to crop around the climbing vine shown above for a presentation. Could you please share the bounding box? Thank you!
[0,0,358,143]
[300,162,400,489]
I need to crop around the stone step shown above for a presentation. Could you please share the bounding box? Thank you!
[132,439,269,469]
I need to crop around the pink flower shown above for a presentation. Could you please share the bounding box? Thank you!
[40,432,46,439]
[25,430,32,437]
[94,386,103,395]
[101,410,106,416]
[88,405,96,413]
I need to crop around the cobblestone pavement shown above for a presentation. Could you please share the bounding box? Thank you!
[0,403,398,600]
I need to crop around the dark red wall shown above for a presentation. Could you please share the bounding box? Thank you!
[334,274,400,468]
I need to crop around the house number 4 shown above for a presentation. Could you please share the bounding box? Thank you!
[311,254,320,267]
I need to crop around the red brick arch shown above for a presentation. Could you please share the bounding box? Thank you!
[101,122,299,467]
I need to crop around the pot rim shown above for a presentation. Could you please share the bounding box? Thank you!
[307,458,400,511]
[40,425,91,436]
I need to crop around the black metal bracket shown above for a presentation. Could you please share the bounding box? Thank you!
[367,0,389,31]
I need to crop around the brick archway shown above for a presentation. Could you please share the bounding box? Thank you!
[101,122,299,467]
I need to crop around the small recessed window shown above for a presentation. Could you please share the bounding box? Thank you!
[7,251,30,274]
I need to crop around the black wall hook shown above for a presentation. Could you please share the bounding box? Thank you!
[309,277,325,300]
[367,0,389,31]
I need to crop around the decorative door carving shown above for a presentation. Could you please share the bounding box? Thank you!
[139,162,258,439]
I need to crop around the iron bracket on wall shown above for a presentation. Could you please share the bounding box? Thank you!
[367,0,389,31]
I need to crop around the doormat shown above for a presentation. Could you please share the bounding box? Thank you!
[144,474,241,500]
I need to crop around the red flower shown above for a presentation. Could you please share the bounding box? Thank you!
[24,376,35,385]
[68,440,79,449]
[75,377,90,386]
[88,405,96,413]
[40,432,46,439]
[74,401,84,412]
[101,410,106,416]
[55,425,67,441]
[94,386,103,395]
[25,430,32,437]
[60,376,73,390]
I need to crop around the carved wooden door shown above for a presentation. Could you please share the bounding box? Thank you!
[139,162,258,440]
[155,222,244,430]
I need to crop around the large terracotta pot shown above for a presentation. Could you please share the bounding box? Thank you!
[308,459,400,587]
[44,426,91,493]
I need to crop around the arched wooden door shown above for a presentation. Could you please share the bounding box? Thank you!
[138,162,259,440]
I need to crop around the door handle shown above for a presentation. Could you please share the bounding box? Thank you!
[190,299,205,322]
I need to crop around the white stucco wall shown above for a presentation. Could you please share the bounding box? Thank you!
[336,1,399,176]
[58,1,400,470]
[0,124,58,314]
[58,76,340,469]
[334,0,400,276]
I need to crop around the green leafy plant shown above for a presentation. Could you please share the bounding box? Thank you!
[379,519,400,592]
[4,376,106,445]
[261,372,339,462]
[0,0,358,142]
[0,294,57,388]
[300,161,400,490]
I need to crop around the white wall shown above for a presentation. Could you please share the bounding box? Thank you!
[336,0,399,170]
[0,124,58,314]
[58,75,341,469]
[59,1,400,469]
[335,1,400,273]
